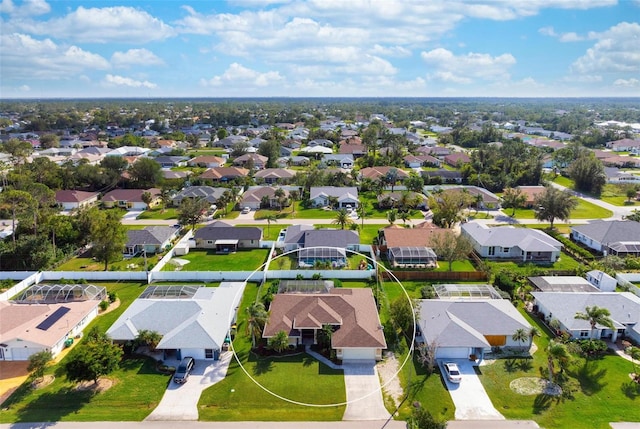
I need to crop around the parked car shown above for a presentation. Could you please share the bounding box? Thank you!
[443,362,462,383]
[241,207,251,214]
[173,356,195,384]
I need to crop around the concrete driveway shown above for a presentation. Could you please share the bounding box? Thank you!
[145,352,232,421]
[341,362,391,421]
[122,210,144,221]
[439,360,504,421]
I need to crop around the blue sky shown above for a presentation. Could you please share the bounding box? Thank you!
[1,0,639,98]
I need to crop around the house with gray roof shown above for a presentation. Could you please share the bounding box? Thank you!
[461,222,562,263]
[296,229,360,268]
[106,283,246,361]
[416,299,532,360]
[322,154,354,169]
[421,169,462,184]
[172,186,226,206]
[571,220,640,257]
[241,186,289,210]
[528,276,600,293]
[309,186,359,209]
[152,155,189,168]
[124,226,179,256]
[532,291,640,342]
[193,221,262,252]
[254,168,296,184]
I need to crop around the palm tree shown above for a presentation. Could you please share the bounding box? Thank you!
[264,214,278,236]
[546,342,570,383]
[332,208,353,230]
[274,188,286,211]
[528,326,541,343]
[245,302,268,348]
[289,189,300,215]
[267,330,290,353]
[574,305,615,340]
[356,202,367,230]
[533,186,577,229]
[387,208,398,225]
[512,328,529,349]
[399,210,411,226]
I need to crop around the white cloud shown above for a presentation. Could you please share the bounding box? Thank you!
[0,33,109,80]
[103,74,157,89]
[18,6,175,43]
[369,44,411,57]
[421,48,516,83]
[614,78,640,87]
[539,26,585,42]
[571,22,640,74]
[0,0,50,16]
[111,49,164,68]
[201,63,284,88]
[19,84,30,91]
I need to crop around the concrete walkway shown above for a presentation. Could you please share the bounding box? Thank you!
[607,341,639,364]
[305,347,391,421]
[145,352,232,421]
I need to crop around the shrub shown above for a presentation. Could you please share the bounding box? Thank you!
[99,300,109,311]
[311,273,322,280]
[576,339,608,357]
[108,291,117,303]
[420,285,435,299]
[546,231,595,261]
[331,278,343,288]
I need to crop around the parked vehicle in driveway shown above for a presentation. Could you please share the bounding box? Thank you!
[444,362,462,383]
[241,207,251,214]
[173,356,195,384]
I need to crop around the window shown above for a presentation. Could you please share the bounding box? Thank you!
[580,331,589,338]
[502,247,510,253]
[205,349,214,359]
[488,247,495,256]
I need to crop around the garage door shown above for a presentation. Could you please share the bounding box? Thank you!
[436,347,469,360]
[342,348,375,361]
[10,347,42,361]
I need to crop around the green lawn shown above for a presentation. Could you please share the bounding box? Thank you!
[480,310,640,429]
[162,249,269,271]
[552,175,575,188]
[55,254,157,272]
[198,282,345,421]
[136,208,179,220]
[600,184,640,207]
[237,223,289,241]
[509,199,612,219]
[486,251,581,274]
[255,208,296,220]
[358,224,387,245]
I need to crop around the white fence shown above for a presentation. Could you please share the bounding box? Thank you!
[265,270,375,280]
[152,229,194,272]
[150,271,264,282]
[615,273,640,298]
[0,272,40,301]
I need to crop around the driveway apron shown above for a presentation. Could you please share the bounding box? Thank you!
[440,360,504,420]
[341,362,391,421]
[146,352,232,421]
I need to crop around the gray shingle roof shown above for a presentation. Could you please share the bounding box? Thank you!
[172,186,227,204]
[283,224,314,246]
[194,222,262,241]
[462,222,561,252]
[126,226,176,246]
[416,299,531,348]
[302,229,359,248]
[571,220,640,245]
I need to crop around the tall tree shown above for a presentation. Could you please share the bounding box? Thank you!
[258,140,281,168]
[177,197,208,230]
[0,189,33,245]
[246,302,268,348]
[264,214,278,236]
[533,186,577,229]
[332,208,353,230]
[546,342,570,383]
[65,328,123,385]
[568,151,606,195]
[574,305,615,340]
[128,157,162,189]
[502,187,527,216]
[89,209,127,271]
[39,134,60,149]
[428,191,469,228]
[429,230,473,271]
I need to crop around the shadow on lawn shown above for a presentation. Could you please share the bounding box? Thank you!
[570,360,607,396]
[15,386,96,423]
[504,358,533,373]
[621,380,640,399]
[532,393,555,414]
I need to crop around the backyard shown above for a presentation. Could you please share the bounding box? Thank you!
[55,254,157,272]
[162,248,270,271]
[508,199,612,220]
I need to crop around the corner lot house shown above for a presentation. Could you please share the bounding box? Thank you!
[416,298,533,360]
[107,283,246,361]
[571,220,640,257]
[461,222,562,263]
[102,188,160,210]
[55,190,99,211]
[263,288,386,361]
[532,292,640,343]
[194,221,262,252]
[0,284,105,360]
[310,186,359,209]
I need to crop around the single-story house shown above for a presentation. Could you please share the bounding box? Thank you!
[359,166,409,182]
[444,152,471,167]
[124,226,179,256]
[461,222,562,263]
[309,186,359,209]
[404,154,440,168]
[604,167,640,184]
[153,155,189,168]
[323,154,354,169]
[308,138,334,147]
[172,186,227,206]
[102,188,161,210]
[295,228,360,268]
[571,220,640,257]
[585,270,617,292]
[442,186,501,209]
[107,283,246,361]
[377,191,428,210]
[282,224,314,253]
[605,138,640,152]
[290,155,310,166]
[55,190,100,211]
[515,186,546,208]
[377,224,444,268]
[194,221,262,252]
[199,167,249,182]
[531,291,640,343]
[263,288,386,362]
[416,299,533,360]
[254,168,296,184]
[0,284,106,361]
[162,170,191,180]
[188,155,225,168]
[241,186,290,210]
[528,276,600,293]
[233,153,268,170]
[421,169,463,184]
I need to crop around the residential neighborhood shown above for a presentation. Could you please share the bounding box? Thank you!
[1,98,640,429]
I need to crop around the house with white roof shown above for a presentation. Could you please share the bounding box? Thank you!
[309,186,359,209]
[106,283,246,361]
[461,222,562,263]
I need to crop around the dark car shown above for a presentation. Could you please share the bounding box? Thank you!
[173,357,195,384]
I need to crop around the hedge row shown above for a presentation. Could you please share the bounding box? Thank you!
[547,231,595,261]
